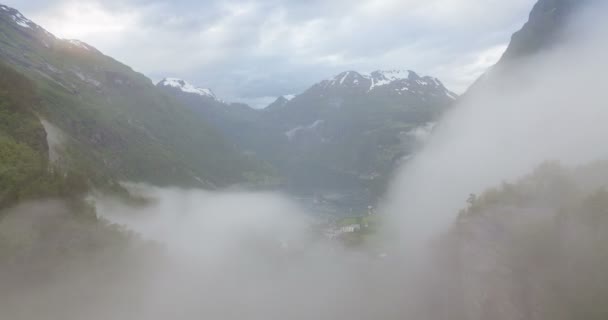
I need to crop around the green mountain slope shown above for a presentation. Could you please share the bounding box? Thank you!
[432,2,608,317]
[432,161,608,320]
[0,4,265,188]
[0,61,97,208]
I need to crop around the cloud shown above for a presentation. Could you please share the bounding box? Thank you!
[8,0,536,102]
[26,2,136,39]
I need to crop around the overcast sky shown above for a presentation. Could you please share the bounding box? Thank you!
[8,0,536,107]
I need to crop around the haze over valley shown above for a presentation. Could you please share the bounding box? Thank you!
[1,1,608,319]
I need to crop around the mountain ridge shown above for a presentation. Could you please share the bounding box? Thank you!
[0,3,270,188]
[158,67,457,203]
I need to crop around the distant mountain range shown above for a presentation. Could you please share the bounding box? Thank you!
[157,69,456,202]
[0,1,457,202]
[0,0,592,207]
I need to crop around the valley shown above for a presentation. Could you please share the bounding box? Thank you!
[1,0,608,319]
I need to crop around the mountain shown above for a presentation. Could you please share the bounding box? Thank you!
[264,70,456,197]
[267,70,455,128]
[155,78,282,186]
[468,0,591,94]
[433,162,608,320]
[498,0,586,64]
[157,78,218,100]
[266,95,295,111]
[431,1,608,318]
[0,4,267,188]
[159,70,456,206]
[1,3,459,207]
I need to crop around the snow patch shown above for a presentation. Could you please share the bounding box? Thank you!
[72,70,101,87]
[159,78,217,99]
[446,91,458,100]
[67,39,92,51]
[339,71,350,85]
[284,94,296,101]
[10,11,33,29]
[368,70,415,91]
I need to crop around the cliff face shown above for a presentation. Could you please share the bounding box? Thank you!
[498,0,587,64]
[463,0,592,98]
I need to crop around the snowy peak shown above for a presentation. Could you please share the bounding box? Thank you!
[1,4,101,52]
[322,71,368,88]
[0,4,36,29]
[368,70,445,90]
[370,70,416,82]
[314,69,456,99]
[319,69,445,90]
[0,4,59,42]
[368,70,415,90]
[158,78,217,99]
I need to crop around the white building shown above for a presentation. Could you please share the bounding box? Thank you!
[340,224,361,233]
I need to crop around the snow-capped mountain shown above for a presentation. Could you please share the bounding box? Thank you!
[0,4,99,54]
[255,69,458,194]
[0,4,35,29]
[267,69,457,127]
[315,70,457,99]
[157,78,217,100]
[0,4,60,46]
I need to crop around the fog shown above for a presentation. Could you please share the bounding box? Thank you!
[382,3,608,251]
[89,186,423,320]
[2,3,608,320]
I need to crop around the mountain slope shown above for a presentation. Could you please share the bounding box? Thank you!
[0,61,100,208]
[0,4,264,188]
[433,162,608,320]
[430,1,608,318]
[156,78,281,185]
[468,0,592,94]
[498,0,586,64]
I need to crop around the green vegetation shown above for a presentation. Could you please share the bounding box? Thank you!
[0,62,55,205]
[440,161,608,320]
[0,61,149,294]
[0,13,271,189]
[337,214,379,228]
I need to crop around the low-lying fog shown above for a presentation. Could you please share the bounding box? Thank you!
[92,186,422,320]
